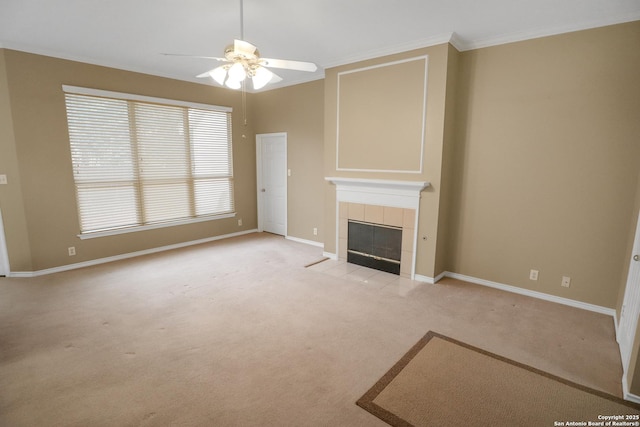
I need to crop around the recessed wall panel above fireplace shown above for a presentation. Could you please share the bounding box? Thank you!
[336,56,428,173]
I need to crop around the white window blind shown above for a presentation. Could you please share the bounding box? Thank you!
[63,87,234,236]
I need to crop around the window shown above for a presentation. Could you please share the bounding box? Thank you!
[63,86,234,238]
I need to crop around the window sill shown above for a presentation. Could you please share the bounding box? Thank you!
[77,212,236,240]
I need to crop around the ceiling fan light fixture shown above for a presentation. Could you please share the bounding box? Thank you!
[225,78,242,90]
[228,62,247,81]
[252,66,273,90]
[210,66,229,85]
[185,0,317,91]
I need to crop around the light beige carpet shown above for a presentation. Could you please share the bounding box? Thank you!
[357,331,640,427]
[0,233,628,425]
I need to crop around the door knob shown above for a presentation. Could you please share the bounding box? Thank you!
[635,254,639,261]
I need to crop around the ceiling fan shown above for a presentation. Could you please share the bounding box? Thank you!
[170,0,317,90]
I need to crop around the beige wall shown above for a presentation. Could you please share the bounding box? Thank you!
[251,80,324,243]
[0,50,258,271]
[448,22,640,308]
[0,50,32,271]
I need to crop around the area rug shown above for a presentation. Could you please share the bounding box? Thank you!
[357,331,640,426]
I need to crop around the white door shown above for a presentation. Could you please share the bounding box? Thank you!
[619,212,640,374]
[256,133,287,236]
[0,209,10,276]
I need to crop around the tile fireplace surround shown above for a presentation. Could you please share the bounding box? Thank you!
[326,178,430,279]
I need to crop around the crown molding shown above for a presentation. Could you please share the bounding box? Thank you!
[448,32,465,52]
[322,32,456,69]
[456,13,640,51]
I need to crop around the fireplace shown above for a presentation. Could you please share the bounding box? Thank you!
[348,220,402,274]
[326,177,430,279]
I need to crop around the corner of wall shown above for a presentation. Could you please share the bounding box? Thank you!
[0,49,33,272]
[434,43,461,277]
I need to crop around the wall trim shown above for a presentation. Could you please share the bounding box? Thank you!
[256,132,288,235]
[0,209,10,277]
[415,271,446,284]
[623,375,640,404]
[323,251,338,260]
[8,229,259,278]
[325,177,430,210]
[429,272,616,318]
[285,235,324,248]
[323,33,454,69]
[335,56,428,174]
[456,13,640,51]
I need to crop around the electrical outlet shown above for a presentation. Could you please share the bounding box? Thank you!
[561,276,571,287]
[313,227,318,236]
[238,218,242,226]
[68,247,76,256]
[529,269,539,281]
[0,174,7,185]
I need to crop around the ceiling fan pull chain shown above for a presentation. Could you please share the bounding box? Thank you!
[242,80,248,126]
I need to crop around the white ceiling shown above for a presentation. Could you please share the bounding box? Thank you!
[1,0,639,91]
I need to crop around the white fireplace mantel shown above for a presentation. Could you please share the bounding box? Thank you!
[325,177,430,209]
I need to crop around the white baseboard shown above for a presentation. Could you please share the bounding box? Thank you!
[626,392,640,404]
[323,252,338,260]
[285,235,324,248]
[414,274,433,284]
[414,271,446,284]
[424,270,636,403]
[9,229,259,278]
[623,375,640,403]
[432,271,616,318]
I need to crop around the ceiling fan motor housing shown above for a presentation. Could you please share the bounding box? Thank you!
[224,44,259,61]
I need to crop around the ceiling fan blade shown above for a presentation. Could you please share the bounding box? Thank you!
[162,53,228,61]
[269,71,283,83]
[196,69,217,78]
[234,39,257,56]
[259,58,318,72]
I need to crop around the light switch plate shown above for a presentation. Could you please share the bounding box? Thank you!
[0,174,7,185]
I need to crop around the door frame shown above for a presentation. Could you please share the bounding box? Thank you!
[0,209,10,276]
[256,132,287,235]
[618,210,640,397]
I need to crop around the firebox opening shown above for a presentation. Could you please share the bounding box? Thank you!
[347,220,402,275]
